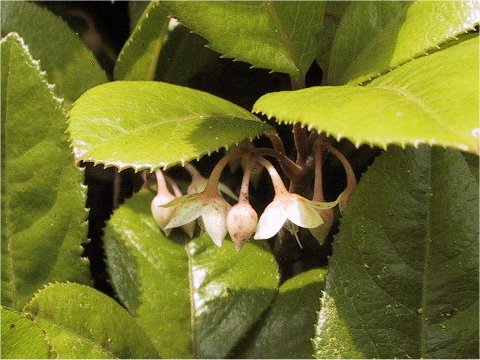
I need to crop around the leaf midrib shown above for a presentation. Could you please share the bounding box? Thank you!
[2,40,18,309]
[264,1,301,76]
[374,85,464,137]
[339,3,410,84]
[419,150,433,358]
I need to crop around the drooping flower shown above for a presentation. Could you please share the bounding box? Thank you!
[227,156,258,251]
[165,154,241,247]
[164,192,231,246]
[151,170,176,236]
[253,156,338,240]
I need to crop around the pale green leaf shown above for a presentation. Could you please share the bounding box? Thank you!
[115,1,170,81]
[104,190,280,358]
[68,81,271,171]
[1,1,107,103]
[1,34,91,311]
[314,146,479,358]
[236,268,327,359]
[254,37,479,154]
[24,283,159,359]
[1,306,51,359]
[328,1,479,85]
[163,1,325,78]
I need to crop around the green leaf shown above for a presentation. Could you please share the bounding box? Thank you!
[155,23,219,86]
[24,283,159,359]
[68,81,271,171]
[328,1,479,85]
[1,1,107,103]
[254,37,479,154]
[236,268,327,359]
[114,1,170,81]
[1,33,91,310]
[315,1,349,80]
[163,1,325,78]
[104,190,280,358]
[314,146,479,358]
[1,306,51,359]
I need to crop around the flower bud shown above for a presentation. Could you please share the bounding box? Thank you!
[227,202,258,251]
[151,192,176,236]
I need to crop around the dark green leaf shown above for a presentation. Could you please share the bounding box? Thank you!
[1,1,107,102]
[314,146,479,358]
[236,268,327,359]
[68,81,271,171]
[1,33,91,310]
[24,283,159,359]
[328,1,479,85]
[163,1,325,78]
[1,306,51,359]
[254,37,479,154]
[104,190,280,358]
[115,1,170,81]
[315,1,349,81]
[155,23,219,86]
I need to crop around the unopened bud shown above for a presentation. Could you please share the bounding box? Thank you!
[151,192,176,236]
[227,202,258,251]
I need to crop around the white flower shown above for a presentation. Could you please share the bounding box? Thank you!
[255,192,328,239]
[164,193,231,247]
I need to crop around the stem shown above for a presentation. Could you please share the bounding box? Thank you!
[255,156,288,194]
[252,147,302,180]
[290,75,309,166]
[185,163,203,182]
[204,150,245,194]
[165,175,183,197]
[155,169,169,194]
[313,139,325,202]
[293,123,309,165]
[239,156,254,203]
[324,143,357,208]
[265,131,286,155]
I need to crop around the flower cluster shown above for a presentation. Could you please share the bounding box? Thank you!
[150,139,356,251]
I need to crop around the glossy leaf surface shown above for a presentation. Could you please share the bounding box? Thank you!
[104,190,279,358]
[1,34,90,311]
[163,1,325,78]
[115,1,170,81]
[254,37,479,154]
[24,283,159,359]
[237,268,327,359]
[68,81,271,171]
[314,146,479,358]
[1,1,107,102]
[328,1,479,85]
[1,306,51,359]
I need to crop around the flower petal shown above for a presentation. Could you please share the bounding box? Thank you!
[202,198,231,247]
[165,196,203,229]
[287,195,323,228]
[254,198,287,240]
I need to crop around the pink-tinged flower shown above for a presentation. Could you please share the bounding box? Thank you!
[164,193,231,246]
[227,202,258,251]
[151,170,176,236]
[185,163,237,200]
[254,192,337,240]
[253,156,338,240]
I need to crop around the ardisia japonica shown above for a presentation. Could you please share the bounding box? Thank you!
[150,136,356,251]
